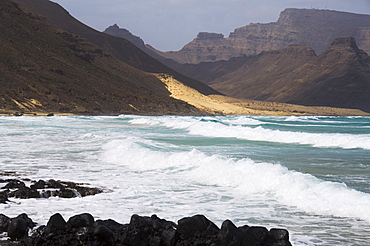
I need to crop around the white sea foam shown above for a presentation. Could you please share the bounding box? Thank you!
[188,123,370,149]
[2,115,370,245]
[100,138,370,222]
[128,116,370,150]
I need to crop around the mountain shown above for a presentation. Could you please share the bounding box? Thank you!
[14,0,219,96]
[154,8,370,64]
[0,0,202,115]
[104,24,147,51]
[206,37,370,113]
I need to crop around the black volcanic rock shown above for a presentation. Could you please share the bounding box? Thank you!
[66,213,95,229]
[0,178,104,201]
[10,213,292,245]
[7,214,36,241]
[177,214,219,240]
[0,214,10,232]
[46,213,66,232]
[9,186,41,199]
[0,191,9,204]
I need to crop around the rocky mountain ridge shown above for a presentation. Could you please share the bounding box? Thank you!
[154,8,370,64]
[0,0,202,115]
[3,0,369,116]
[185,37,370,112]
[14,0,219,96]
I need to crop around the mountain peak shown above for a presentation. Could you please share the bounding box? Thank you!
[157,8,370,64]
[330,37,358,49]
[111,23,120,29]
[196,32,224,41]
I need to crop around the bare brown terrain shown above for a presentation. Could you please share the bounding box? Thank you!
[0,0,202,116]
[171,38,370,113]
[14,0,219,97]
[156,74,369,116]
[1,0,369,117]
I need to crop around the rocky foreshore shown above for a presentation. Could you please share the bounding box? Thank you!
[0,176,292,245]
[0,212,292,246]
[0,178,104,203]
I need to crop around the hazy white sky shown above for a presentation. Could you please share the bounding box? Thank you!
[51,0,370,51]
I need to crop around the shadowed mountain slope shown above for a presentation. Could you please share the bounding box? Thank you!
[208,37,370,112]
[0,0,202,115]
[14,0,219,96]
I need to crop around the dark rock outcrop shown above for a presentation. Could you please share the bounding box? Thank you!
[3,213,292,246]
[0,191,9,203]
[196,32,224,41]
[7,214,36,241]
[0,178,104,201]
[104,24,148,51]
[0,214,10,233]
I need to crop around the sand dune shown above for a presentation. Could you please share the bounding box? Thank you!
[156,74,370,116]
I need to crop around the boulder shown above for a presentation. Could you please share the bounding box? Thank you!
[9,186,40,199]
[266,228,292,246]
[11,213,292,246]
[177,214,219,239]
[66,213,95,229]
[46,213,67,231]
[0,214,10,233]
[217,219,245,245]
[2,179,26,189]
[93,224,114,243]
[7,214,35,241]
[0,191,9,203]
[7,217,28,241]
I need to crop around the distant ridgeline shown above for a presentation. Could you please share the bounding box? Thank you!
[151,8,370,64]
[168,37,370,113]
[4,0,370,115]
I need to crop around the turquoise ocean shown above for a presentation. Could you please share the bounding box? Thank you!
[1,115,370,245]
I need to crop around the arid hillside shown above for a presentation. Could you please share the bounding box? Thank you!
[14,0,219,96]
[0,0,202,115]
[185,37,370,113]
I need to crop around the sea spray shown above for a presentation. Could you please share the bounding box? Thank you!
[129,116,370,149]
[101,139,370,222]
[1,115,370,245]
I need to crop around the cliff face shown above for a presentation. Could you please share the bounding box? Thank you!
[156,8,370,64]
[209,37,370,112]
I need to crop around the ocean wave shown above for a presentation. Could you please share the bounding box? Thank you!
[128,116,370,150]
[100,138,370,222]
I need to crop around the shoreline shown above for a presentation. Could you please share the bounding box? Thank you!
[157,74,370,117]
[0,176,292,245]
[1,212,292,245]
[1,107,369,118]
[0,111,76,117]
[1,74,369,118]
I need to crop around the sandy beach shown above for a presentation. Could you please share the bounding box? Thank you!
[1,74,368,117]
[156,74,370,116]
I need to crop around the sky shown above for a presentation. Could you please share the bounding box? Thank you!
[51,0,370,51]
